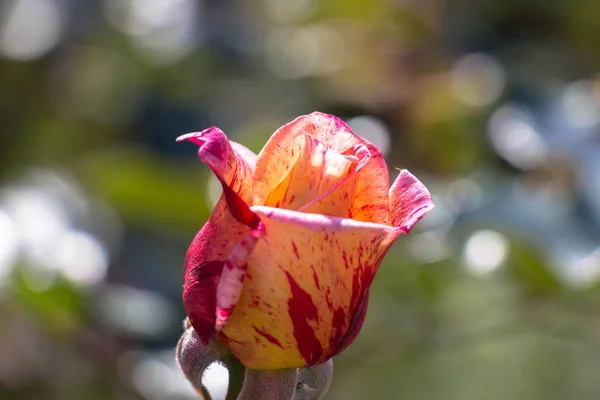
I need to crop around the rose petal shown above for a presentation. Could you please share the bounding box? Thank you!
[253,112,391,224]
[215,224,265,330]
[298,113,390,224]
[297,143,370,217]
[389,169,434,233]
[177,129,258,227]
[334,289,369,354]
[230,141,258,172]
[178,128,258,343]
[218,206,401,370]
[262,133,363,218]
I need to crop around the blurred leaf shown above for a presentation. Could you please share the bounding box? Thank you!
[10,265,86,335]
[507,240,563,297]
[76,148,210,233]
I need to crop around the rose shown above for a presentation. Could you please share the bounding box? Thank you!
[178,112,433,371]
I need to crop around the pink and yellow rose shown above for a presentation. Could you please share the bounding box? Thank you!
[179,112,433,370]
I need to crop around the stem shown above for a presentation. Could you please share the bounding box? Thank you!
[237,369,298,400]
[176,327,229,398]
[196,384,214,400]
[224,354,245,400]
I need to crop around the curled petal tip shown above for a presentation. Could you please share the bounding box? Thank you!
[176,132,202,143]
[176,127,225,144]
[177,127,236,182]
[390,169,434,233]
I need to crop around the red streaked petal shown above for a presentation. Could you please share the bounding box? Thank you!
[179,127,257,342]
[215,224,265,330]
[218,206,401,369]
[333,289,369,355]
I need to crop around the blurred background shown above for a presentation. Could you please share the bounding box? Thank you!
[1,0,600,399]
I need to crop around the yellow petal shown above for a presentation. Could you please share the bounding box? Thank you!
[218,206,400,369]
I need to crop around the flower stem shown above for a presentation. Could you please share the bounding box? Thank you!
[176,327,229,397]
[237,368,298,400]
[224,354,245,400]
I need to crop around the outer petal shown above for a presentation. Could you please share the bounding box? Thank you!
[214,223,264,330]
[389,170,434,233]
[218,206,401,370]
[178,128,258,343]
[253,112,391,224]
[333,289,370,355]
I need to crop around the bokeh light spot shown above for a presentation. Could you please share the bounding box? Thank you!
[463,230,509,276]
[347,116,391,157]
[266,24,345,79]
[488,105,549,170]
[0,0,62,61]
[0,208,18,291]
[128,350,200,400]
[104,0,200,65]
[561,80,600,129]
[263,0,316,24]
[55,231,108,287]
[451,53,505,107]
[98,285,177,338]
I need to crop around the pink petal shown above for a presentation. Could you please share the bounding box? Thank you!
[389,169,434,233]
[178,127,257,343]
